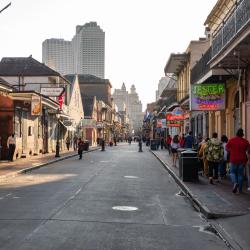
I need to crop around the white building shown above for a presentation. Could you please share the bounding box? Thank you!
[42,22,105,78]
[42,39,73,76]
[72,22,105,78]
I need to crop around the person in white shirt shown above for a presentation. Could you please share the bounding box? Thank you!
[171,135,180,167]
[7,134,16,161]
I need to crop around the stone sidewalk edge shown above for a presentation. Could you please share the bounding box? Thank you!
[150,150,244,249]
[0,147,100,181]
[150,150,218,219]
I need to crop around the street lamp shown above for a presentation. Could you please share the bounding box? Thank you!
[55,112,60,157]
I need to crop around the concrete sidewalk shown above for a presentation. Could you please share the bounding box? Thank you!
[151,149,250,219]
[0,147,99,180]
[151,148,250,250]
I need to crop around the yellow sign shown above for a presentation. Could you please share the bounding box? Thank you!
[31,95,41,116]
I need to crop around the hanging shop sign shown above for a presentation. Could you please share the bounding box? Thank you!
[172,107,185,120]
[191,83,225,111]
[41,87,64,97]
[166,113,184,127]
[31,95,41,116]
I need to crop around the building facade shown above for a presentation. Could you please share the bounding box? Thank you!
[42,39,73,76]
[42,22,105,78]
[112,83,144,135]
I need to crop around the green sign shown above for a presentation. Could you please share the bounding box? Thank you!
[191,83,225,111]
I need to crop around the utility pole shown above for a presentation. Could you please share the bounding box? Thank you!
[0,2,11,14]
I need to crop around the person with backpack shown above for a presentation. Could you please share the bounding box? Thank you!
[183,131,194,149]
[204,132,224,185]
[226,128,250,193]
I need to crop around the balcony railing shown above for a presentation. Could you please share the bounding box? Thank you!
[191,47,211,84]
[212,0,250,58]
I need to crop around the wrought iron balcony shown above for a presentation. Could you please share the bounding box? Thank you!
[191,47,211,84]
[212,0,250,58]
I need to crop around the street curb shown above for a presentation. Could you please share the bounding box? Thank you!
[0,147,100,181]
[151,150,222,219]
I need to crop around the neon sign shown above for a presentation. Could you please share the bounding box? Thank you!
[191,83,225,111]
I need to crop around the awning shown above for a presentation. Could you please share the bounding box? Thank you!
[164,53,189,75]
[59,120,75,131]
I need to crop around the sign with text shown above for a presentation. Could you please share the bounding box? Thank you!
[31,95,41,116]
[191,83,225,111]
[166,113,184,127]
[41,87,64,97]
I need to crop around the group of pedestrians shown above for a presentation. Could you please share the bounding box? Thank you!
[164,129,250,194]
[198,128,250,194]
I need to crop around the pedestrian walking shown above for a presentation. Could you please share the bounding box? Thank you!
[114,137,117,146]
[7,133,16,162]
[198,137,209,177]
[219,135,228,180]
[226,128,250,193]
[179,134,185,148]
[183,131,194,149]
[204,132,224,185]
[66,136,71,151]
[73,135,78,151]
[171,135,180,167]
[78,138,84,160]
[160,137,165,150]
[166,134,172,155]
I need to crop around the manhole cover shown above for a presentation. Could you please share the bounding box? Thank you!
[112,206,138,211]
[124,176,139,179]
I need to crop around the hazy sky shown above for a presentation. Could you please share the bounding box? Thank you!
[0,0,217,109]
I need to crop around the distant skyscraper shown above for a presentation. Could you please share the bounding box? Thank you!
[42,39,73,76]
[112,83,144,134]
[42,22,105,78]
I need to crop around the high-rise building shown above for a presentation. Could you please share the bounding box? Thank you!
[72,22,105,78]
[42,22,105,78]
[42,39,73,76]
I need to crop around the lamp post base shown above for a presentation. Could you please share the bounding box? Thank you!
[55,143,60,157]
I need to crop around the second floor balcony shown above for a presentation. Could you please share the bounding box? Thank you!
[212,0,250,59]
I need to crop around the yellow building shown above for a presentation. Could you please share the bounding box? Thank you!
[192,0,250,140]
[165,38,210,137]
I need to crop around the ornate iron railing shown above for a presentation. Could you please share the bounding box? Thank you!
[212,0,250,58]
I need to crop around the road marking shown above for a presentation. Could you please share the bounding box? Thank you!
[124,176,139,179]
[112,206,138,211]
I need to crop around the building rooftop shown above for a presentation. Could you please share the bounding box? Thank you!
[0,56,62,77]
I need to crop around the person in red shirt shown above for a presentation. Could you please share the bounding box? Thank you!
[226,128,250,193]
[179,133,185,148]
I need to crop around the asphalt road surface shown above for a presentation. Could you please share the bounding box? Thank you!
[0,143,229,250]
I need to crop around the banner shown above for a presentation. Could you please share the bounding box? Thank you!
[31,95,41,116]
[191,83,225,111]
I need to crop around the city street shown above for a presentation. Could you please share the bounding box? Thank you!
[0,143,228,250]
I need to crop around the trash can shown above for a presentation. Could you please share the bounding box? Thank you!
[150,139,158,150]
[83,140,89,151]
[179,150,199,182]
